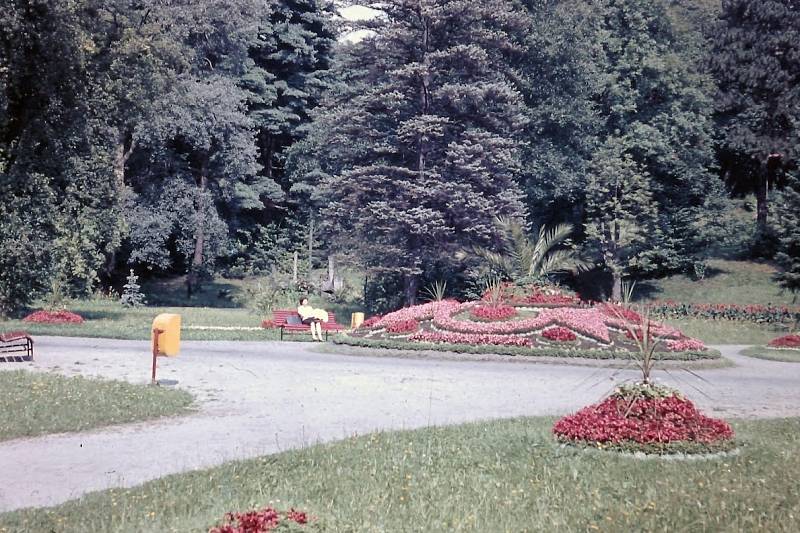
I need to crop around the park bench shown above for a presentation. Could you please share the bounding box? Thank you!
[272,309,345,341]
[0,331,34,362]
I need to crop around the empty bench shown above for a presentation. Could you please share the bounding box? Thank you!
[272,310,345,341]
[0,331,34,362]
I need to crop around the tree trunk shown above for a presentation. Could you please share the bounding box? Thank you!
[106,131,136,280]
[756,165,769,231]
[611,272,622,302]
[188,165,208,299]
[404,273,419,307]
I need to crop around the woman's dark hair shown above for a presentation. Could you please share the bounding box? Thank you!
[299,297,308,304]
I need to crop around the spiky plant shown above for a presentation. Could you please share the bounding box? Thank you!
[421,280,447,302]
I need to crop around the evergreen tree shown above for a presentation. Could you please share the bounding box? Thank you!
[120,269,146,307]
[773,174,800,296]
[296,0,531,305]
[710,0,800,232]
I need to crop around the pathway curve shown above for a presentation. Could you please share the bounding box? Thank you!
[1,337,799,512]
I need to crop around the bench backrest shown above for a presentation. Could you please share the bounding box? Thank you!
[273,309,337,325]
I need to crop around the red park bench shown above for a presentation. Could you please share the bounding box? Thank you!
[0,331,34,362]
[272,309,345,341]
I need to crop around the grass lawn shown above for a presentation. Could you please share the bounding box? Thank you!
[740,346,800,363]
[660,318,790,345]
[1,417,798,532]
[636,259,796,305]
[0,370,193,442]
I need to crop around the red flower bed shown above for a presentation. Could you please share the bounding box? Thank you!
[768,334,800,349]
[666,338,706,352]
[409,330,532,347]
[599,303,642,324]
[361,315,383,328]
[542,327,577,342]
[261,319,274,329]
[210,507,311,533]
[22,310,84,324]
[470,304,517,321]
[386,319,419,333]
[553,395,733,446]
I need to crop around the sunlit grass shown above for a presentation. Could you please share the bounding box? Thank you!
[0,370,193,442]
[740,346,800,363]
[1,417,798,531]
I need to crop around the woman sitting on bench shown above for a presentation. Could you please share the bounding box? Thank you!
[297,297,328,341]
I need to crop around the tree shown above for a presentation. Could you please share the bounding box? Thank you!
[710,0,800,232]
[773,174,800,296]
[296,0,531,306]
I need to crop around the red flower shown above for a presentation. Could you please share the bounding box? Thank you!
[22,310,84,324]
[542,327,577,342]
[471,304,517,321]
[386,319,419,333]
[209,507,313,533]
[768,334,800,349]
[261,319,274,329]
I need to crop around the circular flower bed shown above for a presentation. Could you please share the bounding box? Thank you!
[553,384,734,455]
[470,304,517,321]
[767,334,800,349]
[22,310,84,324]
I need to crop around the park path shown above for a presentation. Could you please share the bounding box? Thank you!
[1,337,799,512]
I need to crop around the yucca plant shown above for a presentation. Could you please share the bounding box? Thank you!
[608,304,663,384]
[463,217,589,284]
[421,280,447,302]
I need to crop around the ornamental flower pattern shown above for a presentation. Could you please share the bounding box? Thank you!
[409,330,532,347]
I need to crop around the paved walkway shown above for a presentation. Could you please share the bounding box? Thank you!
[1,337,799,512]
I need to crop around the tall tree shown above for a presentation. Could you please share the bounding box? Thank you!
[294,0,530,305]
[710,0,800,232]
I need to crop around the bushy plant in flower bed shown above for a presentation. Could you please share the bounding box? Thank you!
[210,507,314,533]
[385,319,419,334]
[470,304,517,321]
[542,327,577,342]
[22,310,84,324]
[482,282,579,307]
[767,334,800,349]
[553,383,735,455]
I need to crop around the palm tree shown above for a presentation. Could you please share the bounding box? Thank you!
[464,217,589,283]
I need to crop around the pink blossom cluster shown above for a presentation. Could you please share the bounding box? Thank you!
[542,327,577,342]
[666,338,707,351]
[386,319,419,333]
[553,395,733,444]
[433,304,613,342]
[408,330,532,347]
[470,304,517,321]
[375,300,461,329]
[768,334,800,349]
[210,507,310,533]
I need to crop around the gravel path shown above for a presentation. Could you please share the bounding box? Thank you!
[1,336,799,512]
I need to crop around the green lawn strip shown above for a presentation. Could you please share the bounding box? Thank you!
[1,417,798,532]
[0,370,193,442]
[660,318,789,345]
[740,346,800,363]
[637,259,794,305]
[334,334,720,361]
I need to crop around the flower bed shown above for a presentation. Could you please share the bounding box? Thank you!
[542,327,576,342]
[261,319,274,329]
[210,507,313,533]
[767,334,800,349]
[376,300,460,329]
[666,338,707,352]
[553,385,734,455]
[649,300,800,324]
[408,330,532,347]
[361,315,383,328]
[386,319,419,334]
[470,304,517,321]
[22,310,84,324]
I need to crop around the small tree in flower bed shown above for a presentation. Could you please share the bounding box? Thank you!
[542,327,576,342]
[22,310,84,324]
[553,383,735,454]
[471,304,517,321]
[209,507,314,533]
[386,319,419,333]
[768,334,800,349]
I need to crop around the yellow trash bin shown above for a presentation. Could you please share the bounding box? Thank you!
[351,312,365,329]
[152,313,181,357]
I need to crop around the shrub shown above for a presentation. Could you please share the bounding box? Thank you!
[22,310,84,324]
[649,300,800,324]
[542,327,577,342]
[470,304,517,321]
[768,334,800,349]
[120,269,146,307]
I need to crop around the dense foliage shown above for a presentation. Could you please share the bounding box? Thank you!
[1,0,798,314]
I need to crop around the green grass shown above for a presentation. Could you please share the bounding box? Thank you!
[740,346,800,363]
[1,417,798,532]
[636,259,796,305]
[661,318,790,345]
[0,370,193,442]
